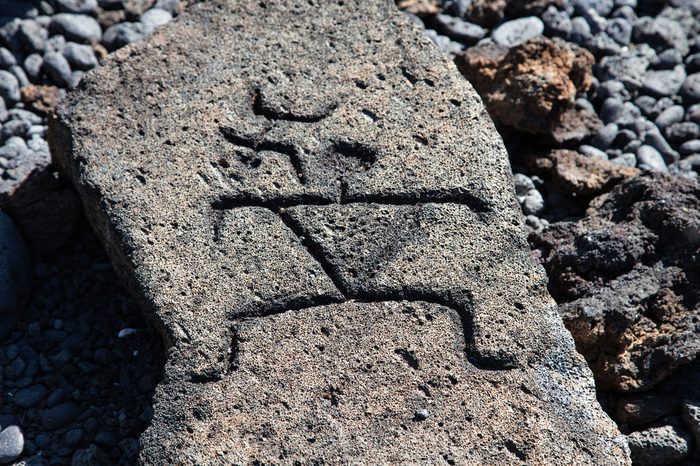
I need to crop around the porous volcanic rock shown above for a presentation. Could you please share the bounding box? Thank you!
[531,173,700,392]
[456,37,594,135]
[50,0,628,463]
[525,149,639,197]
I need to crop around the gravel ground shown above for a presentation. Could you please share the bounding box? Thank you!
[403,0,700,229]
[0,1,173,464]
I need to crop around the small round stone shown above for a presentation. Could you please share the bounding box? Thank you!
[682,73,700,105]
[50,13,102,43]
[491,17,544,47]
[42,51,72,87]
[13,384,48,408]
[0,426,24,464]
[41,402,81,430]
[641,66,687,98]
[627,425,690,466]
[636,145,667,172]
[0,70,21,105]
[102,22,148,51]
[140,8,173,33]
[63,42,97,70]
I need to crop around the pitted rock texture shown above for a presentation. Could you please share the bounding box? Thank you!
[531,173,700,392]
[50,0,628,463]
[455,37,594,135]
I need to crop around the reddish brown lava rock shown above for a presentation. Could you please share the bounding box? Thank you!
[21,85,62,116]
[456,37,594,135]
[466,0,506,28]
[525,149,639,197]
[397,0,441,15]
[531,173,700,392]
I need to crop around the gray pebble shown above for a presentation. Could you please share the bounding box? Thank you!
[575,97,595,112]
[570,16,592,44]
[46,388,67,408]
[605,17,631,45]
[636,144,667,171]
[431,14,486,45]
[0,425,24,464]
[641,66,686,98]
[610,152,636,167]
[54,0,99,14]
[585,32,622,57]
[627,425,690,466]
[102,22,148,51]
[18,19,47,53]
[644,128,680,163]
[649,97,675,119]
[513,173,535,196]
[45,34,66,53]
[491,17,544,47]
[0,70,20,105]
[582,8,606,34]
[591,123,618,150]
[601,97,640,126]
[596,53,649,90]
[611,5,637,22]
[13,384,47,408]
[140,8,173,33]
[542,6,572,38]
[597,80,629,101]
[154,0,181,14]
[573,0,614,16]
[24,53,43,81]
[682,73,700,104]
[665,122,699,144]
[9,64,29,88]
[50,13,101,43]
[0,47,16,68]
[0,19,22,52]
[651,48,683,69]
[522,190,544,215]
[633,16,689,56]
[41,402,80,430]
[634,95,656,116]
[65,428,84,447]
[426,31,463,55]
[654,105,684,130]
[680,139,700,155]
[42,51,72,88]
[579,144,609,159]
[63,42,97,70]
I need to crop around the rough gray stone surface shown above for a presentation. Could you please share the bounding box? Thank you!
[50,0,629,463]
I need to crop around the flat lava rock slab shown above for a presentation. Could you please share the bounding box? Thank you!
[49,0,629,463]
